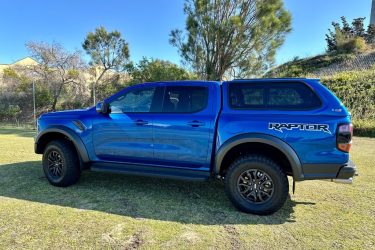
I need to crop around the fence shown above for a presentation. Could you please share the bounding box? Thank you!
[309,52,375,77]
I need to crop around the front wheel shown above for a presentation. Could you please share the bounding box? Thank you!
[225,155,289,215]
[42,139,81,187]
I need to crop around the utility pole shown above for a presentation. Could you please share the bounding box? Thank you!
[371,0,375,25]
[93,82,96,106]
[33,81,36,129]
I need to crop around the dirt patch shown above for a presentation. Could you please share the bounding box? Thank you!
[224,225,243,249]
[124,230,145,250]
[102,224,146,250]
[162,230,201,248]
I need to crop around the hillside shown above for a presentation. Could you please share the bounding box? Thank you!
[267,52,375,78]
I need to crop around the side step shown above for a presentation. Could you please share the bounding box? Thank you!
[90,162,210,181]
[330,178,353,184]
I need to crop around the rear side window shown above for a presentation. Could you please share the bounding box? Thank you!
[162,86,208,113]
[229,82,321,110]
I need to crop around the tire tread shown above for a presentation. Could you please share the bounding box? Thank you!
[225,154,289,215]
[42,139,81,187]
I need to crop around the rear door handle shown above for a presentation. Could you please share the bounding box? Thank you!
[134,119,148,125]
[187,120,205,127]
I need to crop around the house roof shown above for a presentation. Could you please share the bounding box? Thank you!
[11,57,38,66]
[0,57,38,73]
[0,57,38,67]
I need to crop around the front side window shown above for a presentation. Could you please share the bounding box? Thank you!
[229,82,321,110]
[162,86,208,113]
[110,87,156,113]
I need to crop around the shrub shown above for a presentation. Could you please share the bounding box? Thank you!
[321,68,375,120]
[352,119,375,137]
[339,37,368,54]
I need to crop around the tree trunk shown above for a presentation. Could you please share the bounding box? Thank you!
[51,97,58,111]
[51,82,65,111]
[92,68,108,105]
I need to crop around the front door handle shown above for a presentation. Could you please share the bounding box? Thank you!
[187,120,205,127]
[134,119,148,125]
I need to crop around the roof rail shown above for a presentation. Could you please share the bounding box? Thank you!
[232,78,308,80]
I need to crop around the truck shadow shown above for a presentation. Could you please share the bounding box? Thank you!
[0,161,315,225]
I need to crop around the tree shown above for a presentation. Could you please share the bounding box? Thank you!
[1,66,52,123]
[352,18,366,38]
[82,27,130,104]
[341,17,353,38]
[170,0,291,80]
[26,41,85,111]
[126,57,197,84]
[326,17,374,53]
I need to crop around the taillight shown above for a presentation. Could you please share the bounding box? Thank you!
[337,123,353,152]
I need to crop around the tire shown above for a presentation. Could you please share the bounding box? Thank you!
[42,139,81,187]
[225,155,289,215]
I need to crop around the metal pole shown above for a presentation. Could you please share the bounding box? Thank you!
[93,82,96,106]
[33,81,36,129]
[371,0,375,25]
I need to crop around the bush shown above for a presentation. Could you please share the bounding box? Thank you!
[0,104,21,125]
[338,37,368,54]
[321,68,375,120]
[352,119,375,137]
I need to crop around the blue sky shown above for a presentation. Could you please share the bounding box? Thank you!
[0,0,372,66]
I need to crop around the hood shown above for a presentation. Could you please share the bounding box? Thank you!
[40,107,95,118]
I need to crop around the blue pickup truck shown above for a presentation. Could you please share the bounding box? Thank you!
[35,79,356,214]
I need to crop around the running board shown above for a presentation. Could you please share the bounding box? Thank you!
[330,178,353,184]
[90,162,210,181]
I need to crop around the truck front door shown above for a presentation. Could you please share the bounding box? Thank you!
[92,86,162,164]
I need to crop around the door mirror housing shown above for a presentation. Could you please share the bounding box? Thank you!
[96,101,109,114]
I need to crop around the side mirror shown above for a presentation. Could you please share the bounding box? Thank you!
[95,101,109,114]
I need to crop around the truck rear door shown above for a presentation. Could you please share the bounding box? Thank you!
[152,82,219,171]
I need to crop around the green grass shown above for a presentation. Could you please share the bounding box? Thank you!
[0,128,374,249]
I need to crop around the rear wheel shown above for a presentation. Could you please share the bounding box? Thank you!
[225,155,289,215]
[42,139,81,187]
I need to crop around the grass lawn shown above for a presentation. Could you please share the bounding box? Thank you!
[0,127,374,249]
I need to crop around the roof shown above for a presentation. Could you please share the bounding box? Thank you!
[0,57,38,73]
[141,80,221,86]
[12,57,38,66]
[231,78,320,81]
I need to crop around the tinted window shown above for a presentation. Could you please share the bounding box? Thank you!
[230,85,265,108]
[229,82,321,110]
[162,86,208,113]
[110,87,156,113]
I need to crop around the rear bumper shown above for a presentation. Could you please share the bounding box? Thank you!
[302,160,357,180]
[336,160,356,179]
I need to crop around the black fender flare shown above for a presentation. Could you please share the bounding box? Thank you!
[214,133,304,181]
[34,125,90,163]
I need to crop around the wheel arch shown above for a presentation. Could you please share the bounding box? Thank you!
[215,133,304,181]
[35,125,90,163]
